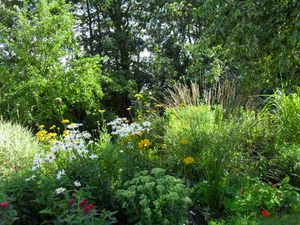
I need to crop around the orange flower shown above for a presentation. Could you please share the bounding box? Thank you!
[261,209,270,217]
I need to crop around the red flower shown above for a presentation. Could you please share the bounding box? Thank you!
[79,199,87,207]
[261,209,270,217]
[69,199,75,206]
[87,203,94,209]
[82,203,94,215]
[0,202,9,208]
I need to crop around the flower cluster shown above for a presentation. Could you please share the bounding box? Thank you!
[32,124,96,171]
[79,199,95,215]
[36,130,57,143]
[108,118,151,137]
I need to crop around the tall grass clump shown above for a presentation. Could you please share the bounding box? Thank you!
[264,88,300,144]
[164,105,248,211]
[0,120,39,177]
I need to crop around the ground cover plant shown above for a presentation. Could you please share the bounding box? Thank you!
[0,0,299,224]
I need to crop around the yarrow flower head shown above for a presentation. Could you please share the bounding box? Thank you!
[183,156,195,165]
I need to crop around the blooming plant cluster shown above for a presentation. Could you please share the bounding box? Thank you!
[32,123,96,171]
[44,188,116,225]
[108,118,151,138]
[223,177,300,218]
[35,129,57,143]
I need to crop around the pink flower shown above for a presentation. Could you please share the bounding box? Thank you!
[0,202,9,208]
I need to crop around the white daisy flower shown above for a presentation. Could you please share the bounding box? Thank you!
[74,180,81,187]
[89,154,98,160]
[25,175,36,181]
[56,170,65,180]
[55,187,66,195]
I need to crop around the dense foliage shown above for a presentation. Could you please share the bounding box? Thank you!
[0,0,299,224]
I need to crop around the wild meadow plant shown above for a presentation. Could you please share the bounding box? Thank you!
[0,120,39,177]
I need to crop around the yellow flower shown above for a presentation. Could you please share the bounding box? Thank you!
[183,156,195,165]
[98,109,106,113]
[36,130,47,141]
[47,132,57,138]
[134,93,143,99]
[138,139,152,150]
[61,119,70,124]
[126,107,132,111]
[49,125,56,130]
[63,130,70,137]
[179,139,189,145]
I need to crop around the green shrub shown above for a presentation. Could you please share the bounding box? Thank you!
[116,168,191,225]
[210,213,300,225]
[0,120,39,177]
[271,144,300,186]
[224,177,300,216]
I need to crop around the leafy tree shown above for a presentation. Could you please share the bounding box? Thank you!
[0,0,108,127]
[192,0,300,93]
